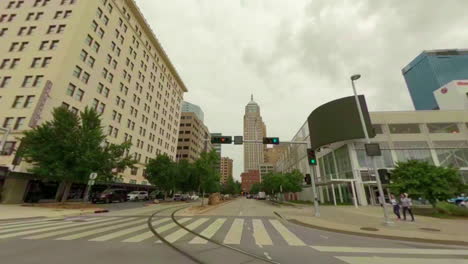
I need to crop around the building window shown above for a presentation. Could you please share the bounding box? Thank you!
[24,95,35,108]
[12,96,24,108]
[388,124,420,134]
[72,66,82,78]
[372,124,383,134]
[131,167,138,175]
[427,123,460,134]
[1,141,16,156]
[66,83,76,96]
[434,141,468,168]
[393,141,434,165]
[0,76,12,88]
[14,117,26,130]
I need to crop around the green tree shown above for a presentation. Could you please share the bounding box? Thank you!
[390,160,462,208]
[222,176,237,195]
[283,170,304,193]
[262,172,283,195]
[175,159,198,193]
[194,150,221,206]
[19,107,135,202]
[234,180,242,195]
[145,154,176,199]
[249,182,263,194]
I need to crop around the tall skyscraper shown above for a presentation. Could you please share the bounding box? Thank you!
[176,112,212,163]
[181,101,204,122]
[243,95,266,172]
[402,49,468,110]
[0,0,187,202]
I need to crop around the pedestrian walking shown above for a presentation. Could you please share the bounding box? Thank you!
[401,193,415,221]
[390,194,401,220]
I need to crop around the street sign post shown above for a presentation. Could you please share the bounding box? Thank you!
[89,172,98,180]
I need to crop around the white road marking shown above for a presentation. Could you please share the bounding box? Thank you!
[89,218,171,242]
[252,219,272,246]
[223,218,244,244]
[269,219,305,246]
[320,235,329,239]
[0,218,114,239]
[239,211,243,216]
[0,218,62,227]
[55,218,146,240]
[0,218,99,234]
[164,218,209,243]
[336,256,468,264]
[189,218,226,244]
[121,218,191,243]
[311,246,468,255]
[264,252,272,260]
[23,217,124,239]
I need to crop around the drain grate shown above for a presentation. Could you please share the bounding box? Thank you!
[360,227,379,231]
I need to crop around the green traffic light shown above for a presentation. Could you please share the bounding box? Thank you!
[310,159,316,164]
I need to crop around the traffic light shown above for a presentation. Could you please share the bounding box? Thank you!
[211,136,233,144]
[307,149,317,166]
[263,137,280,145]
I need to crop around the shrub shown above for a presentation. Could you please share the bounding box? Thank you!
[436,202,468,217]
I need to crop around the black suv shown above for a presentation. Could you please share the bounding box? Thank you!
[92,189,128,203]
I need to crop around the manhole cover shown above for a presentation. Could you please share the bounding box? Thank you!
[419,228,440,232]
[360,227,379,231]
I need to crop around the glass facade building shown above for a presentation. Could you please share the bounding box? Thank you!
[402,49,468,110]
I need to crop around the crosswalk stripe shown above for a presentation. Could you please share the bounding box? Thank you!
[0,217,98,234]
[312,246,468,255]
[269,219,305,246]
[336,256,468,264]
[252,219,272,246]
[23,217,126,239]
[189,218,226,244]
[0,217,113,239]
[89,218,171,242]
[0,218,100,234]
[164,218,209,243]
[121,218,192,243]
[0,218,62,227]
[223,218,244,244]
[55,218,145,240]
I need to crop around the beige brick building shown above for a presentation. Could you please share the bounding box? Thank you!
[219,157,233,184]
[176,112,212,163]
[0,0,187,203]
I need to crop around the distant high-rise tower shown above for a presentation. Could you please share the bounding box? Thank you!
[243,95,266,172]
[181,101,204,122]
[402,49,468,110]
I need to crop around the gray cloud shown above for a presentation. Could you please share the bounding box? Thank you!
[135,0,468,180]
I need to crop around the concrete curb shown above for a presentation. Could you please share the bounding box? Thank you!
[275,211,468,246]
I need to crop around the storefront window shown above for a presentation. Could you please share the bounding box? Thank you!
[427,123,459,134]
[355,142,394,168]
[434,141,468,168]
[393,141,434,164]
[389,124,420,134]
[334,145,353,179]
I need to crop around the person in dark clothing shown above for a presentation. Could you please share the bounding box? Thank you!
[390,194,401,220]
[401,193,415,221]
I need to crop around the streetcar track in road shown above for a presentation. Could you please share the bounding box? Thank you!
[171,207,280,264]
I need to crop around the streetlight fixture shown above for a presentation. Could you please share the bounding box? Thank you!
[350,74,392,225]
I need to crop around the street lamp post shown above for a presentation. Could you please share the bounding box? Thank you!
[350,74,392,225]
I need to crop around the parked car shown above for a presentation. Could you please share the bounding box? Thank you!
[92,189,128,204]
[448,197,468,207]
[127,191,149,201]
[246,194,252,199]
[149,191,165,200]
[190,194,199,200]
[181,194,190,201]
[257,192,266,200]
[173,194,182,201]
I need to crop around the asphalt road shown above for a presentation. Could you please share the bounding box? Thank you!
[0,198,467,264]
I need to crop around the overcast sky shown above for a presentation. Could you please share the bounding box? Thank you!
[135,0,467,180]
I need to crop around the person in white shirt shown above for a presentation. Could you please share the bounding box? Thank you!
[401,193,415,221]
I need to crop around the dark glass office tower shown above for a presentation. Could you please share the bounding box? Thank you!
[402,49,468,110]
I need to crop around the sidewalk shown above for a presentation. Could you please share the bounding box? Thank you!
[0,204,103,221]
[275,204,468,245]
